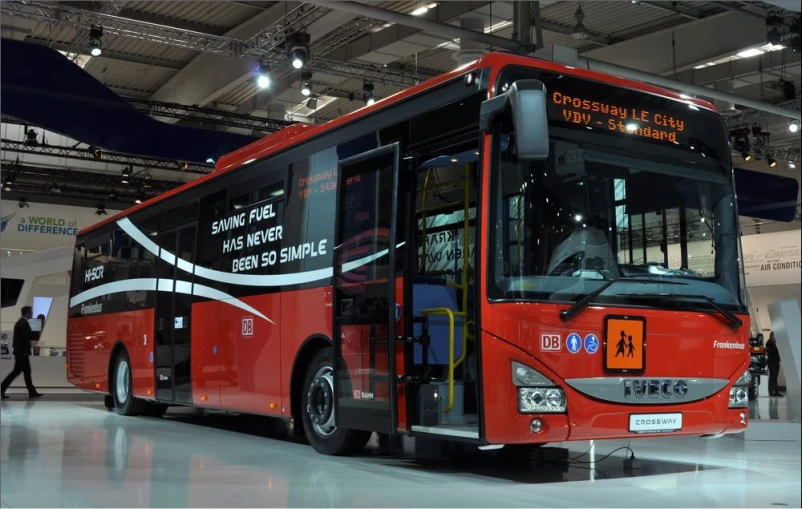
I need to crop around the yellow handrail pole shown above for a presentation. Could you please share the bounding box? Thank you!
[421,308,467,413]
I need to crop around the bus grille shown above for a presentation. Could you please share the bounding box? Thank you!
[68,333,85,379]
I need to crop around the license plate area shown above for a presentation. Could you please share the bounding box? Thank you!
[629,413,683,433]
[603,315,646,374]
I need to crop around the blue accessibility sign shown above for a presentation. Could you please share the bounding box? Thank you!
[584,334,600,355]
[148,351,153,363]
[566,333,582,354]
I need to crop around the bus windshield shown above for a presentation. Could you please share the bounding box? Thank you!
[488,68,744,313]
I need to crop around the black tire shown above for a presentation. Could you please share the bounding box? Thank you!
[300,347,370,456]
[748,376,759,401]
[111,349,146,416]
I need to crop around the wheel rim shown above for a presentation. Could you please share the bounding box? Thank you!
[116,358,130,404]
[307,366,336,437]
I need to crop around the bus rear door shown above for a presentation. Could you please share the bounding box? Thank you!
[332,143,405,434]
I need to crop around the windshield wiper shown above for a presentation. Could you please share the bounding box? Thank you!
[559,277,687,322]
[631,293,744,330]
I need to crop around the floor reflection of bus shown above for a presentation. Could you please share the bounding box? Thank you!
[54,411,376,507]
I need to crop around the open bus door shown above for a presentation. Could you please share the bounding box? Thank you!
[332,143,404,434]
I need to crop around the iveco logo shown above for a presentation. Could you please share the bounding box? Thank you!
[624,379,689,400]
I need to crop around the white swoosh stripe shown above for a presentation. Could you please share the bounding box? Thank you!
[70,278,274,323]
[341,242,406,273]
[118,218,332,286]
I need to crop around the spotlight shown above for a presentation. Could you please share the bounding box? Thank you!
[25,128,38,146]
[206,157,215,164]
[121,166,131,184]
[179,162,189,172]
[363,81,375,106]
[306,97,318,109]
[286,32,311,69]
[767,154,777,168]
[301,82,312,97]
[143,174,152,188]
[108,188,117,200]
[767,27,782,46]
[256,64,271,89]
[570,5,589,40]
[50,181,61,195]
[742,152,752,161]
[95,204,107,216]
[134,192,144,204]
[3,174,13,192]
[790,120,800,134]
[88,25,103,57]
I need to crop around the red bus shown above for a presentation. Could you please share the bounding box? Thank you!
[67,52,751,456]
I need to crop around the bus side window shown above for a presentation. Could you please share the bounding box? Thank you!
[283,150,337,281]
[197,190,229,294]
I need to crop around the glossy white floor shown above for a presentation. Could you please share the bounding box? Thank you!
[1,397,800,508]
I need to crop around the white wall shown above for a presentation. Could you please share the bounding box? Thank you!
[1,200,120,252]
[1,201,118,350]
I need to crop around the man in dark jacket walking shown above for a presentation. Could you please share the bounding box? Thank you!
[1,306,43,399]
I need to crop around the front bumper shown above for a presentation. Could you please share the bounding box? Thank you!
[481,332,747,445]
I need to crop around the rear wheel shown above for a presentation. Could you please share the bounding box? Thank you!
[111,350,146,416]
[301,347,370,456]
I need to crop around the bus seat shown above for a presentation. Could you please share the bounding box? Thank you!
[412,283,464,365]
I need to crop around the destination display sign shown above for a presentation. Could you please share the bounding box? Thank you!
[550,91,687,143]
[541,73,728,159]
[495,66,730,162]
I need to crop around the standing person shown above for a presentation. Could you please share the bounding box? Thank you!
[1,306,43,400]
[766,331,783,397]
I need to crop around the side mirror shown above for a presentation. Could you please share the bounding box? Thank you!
[479,79,550,161]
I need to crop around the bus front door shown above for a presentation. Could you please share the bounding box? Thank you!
[154,223,197,404]
[332,143,405,434]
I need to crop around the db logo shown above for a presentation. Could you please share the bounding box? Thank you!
[541,333,561,352]
[353,389,361,399]
[241,317,254,337]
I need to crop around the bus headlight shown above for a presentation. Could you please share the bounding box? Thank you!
[512,362,566,414]
[729,387,748,408]
[729,369,750,408]
[518,387,567,413]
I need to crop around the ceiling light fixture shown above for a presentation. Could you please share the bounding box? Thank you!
[256,64,271,89]
[286,32,311,70]
[363,81,375,106]
[570,3,590,40]
[766,154,777,168]
[790,120,800,133]
[88,25,103,57]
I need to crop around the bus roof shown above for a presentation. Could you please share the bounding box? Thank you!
[80,52,717,237]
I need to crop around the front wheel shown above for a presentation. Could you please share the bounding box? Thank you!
[748,376,759,401]
[111,350,146,416]
[300,347,370,456]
